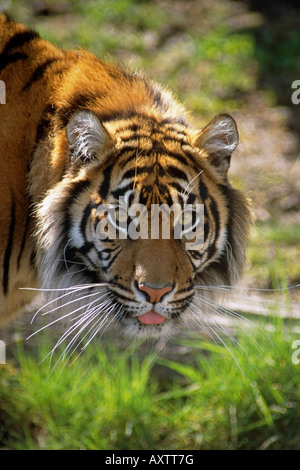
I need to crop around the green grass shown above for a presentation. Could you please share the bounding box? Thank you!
[247,222,300,288]
[1,315,299,450]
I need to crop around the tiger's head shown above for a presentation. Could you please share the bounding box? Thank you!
[34,89,252,340]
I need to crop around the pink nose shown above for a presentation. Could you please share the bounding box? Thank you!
[139,283,172,303]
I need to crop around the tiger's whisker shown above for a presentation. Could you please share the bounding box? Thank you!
[30,288,105,323]
[40,291,107,317]
[63,238,73,273]
[182,170,203,197]
[51,298,116,367]
[45,300,113,366]
[27,292,111,340]
[21,282,111,293]
[186,303,246,374]
[193,292,266,352]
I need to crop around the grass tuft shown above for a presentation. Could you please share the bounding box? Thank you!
[1,315,299,450]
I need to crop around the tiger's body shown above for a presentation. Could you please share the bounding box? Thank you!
[0,14,252,339]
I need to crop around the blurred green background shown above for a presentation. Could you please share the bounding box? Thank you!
[0,0,300,450]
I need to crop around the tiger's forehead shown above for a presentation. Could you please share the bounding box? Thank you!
[110,151,200,196]
[105,115,190,142]
[101,159,203,208]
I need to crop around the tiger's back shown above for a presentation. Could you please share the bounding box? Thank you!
[0,14,74,320]
[0,14,252,339]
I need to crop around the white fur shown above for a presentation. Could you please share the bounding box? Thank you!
[66,110,110,162]
[199,114,238,157]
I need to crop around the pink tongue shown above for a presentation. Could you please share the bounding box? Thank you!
[138,310,165,325]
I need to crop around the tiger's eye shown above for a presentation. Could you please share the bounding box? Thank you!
[181,211,193,226]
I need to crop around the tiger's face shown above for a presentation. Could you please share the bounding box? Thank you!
[35,110,251,339]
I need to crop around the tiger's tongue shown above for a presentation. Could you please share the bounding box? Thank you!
[138,310,165,325]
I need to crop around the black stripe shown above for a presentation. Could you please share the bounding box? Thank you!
[187,193,196,205]
[215,183,239,275]
[161,116,188,127]
[185,251,197,271]
[1,30,39,56]
[166,151,194,168]
[30,247,36,267]
[162,125,188,136]
[117,146,192,170]
[102,246,120,255]
[168,181,184,193]
[199,178,209,203]
[189,250,203,260]
[206,195,220,260]
[165,165,188,181]
[117,148,146,165]
[122,165,157,180]
[17,215,30,270]
[0,51,28,73]
[35,105,56,143]
[111,182,134,199]
[111,282,132,293]
[65,179,92,203]
[3,199,16,295]
[0,30,39,74]
[62,179,92,236]
[77,242,94,256]
[114,292,135,303]
[199,179,214,243]
[27,104,57,176]
[99,164,113,200]
[57,91,103,128]
[103,249,122,271]
[204,220,209,240]
[103,111,156,124]
[22,58,60,91]
[176,284,194,295]
[63,245,84,268]
[80,201,96,240]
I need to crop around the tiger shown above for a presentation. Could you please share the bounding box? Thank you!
[0,14,253,340]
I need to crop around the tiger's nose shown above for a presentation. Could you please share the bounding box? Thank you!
[138,283,173,303]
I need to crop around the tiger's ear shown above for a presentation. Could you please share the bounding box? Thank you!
[66,110,115,163]
[193,114,239,176]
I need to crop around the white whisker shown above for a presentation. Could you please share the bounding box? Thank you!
[63,238,73,272]
[182,170,203,197]
[194,283,300,293]
[193,291,266,351]
[21,282,111,293]
[49,296,116,368]
[30,289,101,324]
[186,302,246,374]
[27,291,111,340]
